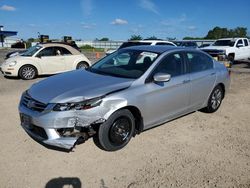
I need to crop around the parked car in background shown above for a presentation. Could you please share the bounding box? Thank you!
[201,38,250,68]
[199,43,211,48]
[0,43,91,80]
[173,41,198,48]
[19,46,230,151]
[106,40,176,55]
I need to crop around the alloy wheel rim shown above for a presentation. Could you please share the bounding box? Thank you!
[211,89,222,110]
[109,117,132,145]
[78,64,87,69]
[22,67,35,79]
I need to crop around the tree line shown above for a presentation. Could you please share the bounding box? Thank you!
[25,26,249,43]
[130,26,249,41]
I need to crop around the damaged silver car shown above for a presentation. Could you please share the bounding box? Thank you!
[18,46,230,151]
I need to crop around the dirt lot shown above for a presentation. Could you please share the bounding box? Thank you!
[0,50,250,188]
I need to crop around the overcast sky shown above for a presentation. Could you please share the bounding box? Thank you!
[1,0,250,40]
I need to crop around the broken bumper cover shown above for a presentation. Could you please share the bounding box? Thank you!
[21,122,78,150]
[18,100,107,150]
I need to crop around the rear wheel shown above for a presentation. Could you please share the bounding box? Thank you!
[19,65,37,80]
[76,62,89,69]
[93,109,135,151]
[202,85,224,113]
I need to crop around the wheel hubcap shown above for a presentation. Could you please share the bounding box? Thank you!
[78,63,87,69]
[211,89,222,109]
[22,67,35,79]
[109,117,132,145]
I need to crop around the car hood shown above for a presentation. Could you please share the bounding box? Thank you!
[28,70,134,104]
[201,46,229,51]
[5,55,32,63]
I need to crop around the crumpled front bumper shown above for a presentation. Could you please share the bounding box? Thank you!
[18,96,108,150]
[18,90,127,150]
[21,121,78,150]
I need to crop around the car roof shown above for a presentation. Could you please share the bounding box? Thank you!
[38,43,81,55]
[217,38,241,41]
[121,45,211,57]
[127,40,173,43]
[122,45,182,54]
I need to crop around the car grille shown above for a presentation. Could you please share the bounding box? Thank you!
[22,93,47,112]
[202,49,225,57]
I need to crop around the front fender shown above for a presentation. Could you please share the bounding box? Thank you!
[17,60,42,75]
[102,97,128,120]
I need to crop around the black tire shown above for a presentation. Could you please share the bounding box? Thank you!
[93,109,135,151]
[76,62,89,69]
[19,65,37,80]
[202,85,224,113]
[228,54,234,66]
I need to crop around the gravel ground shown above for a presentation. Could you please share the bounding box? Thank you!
[0,49,250,188]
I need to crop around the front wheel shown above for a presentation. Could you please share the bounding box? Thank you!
[19,65,37,80]
[93,109,135,151]
[76,62,89,69]
[202,85,224,113]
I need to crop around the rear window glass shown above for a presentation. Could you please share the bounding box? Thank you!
[119,42,151,49]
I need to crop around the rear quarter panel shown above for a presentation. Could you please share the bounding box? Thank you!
[214,61,230,94]
[71,55,91,70]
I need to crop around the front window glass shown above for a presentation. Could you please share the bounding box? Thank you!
[87,50,159,79]
[213,40,235,47]
[154,53,184,77]
[37,47,55,57]
[236,39,243,46]
[21,45,42,57]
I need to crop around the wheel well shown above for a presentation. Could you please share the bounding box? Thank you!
[18,64,38,76]
[121,106,144,135]
[217,83,225,98]
[228,53,235,60]
[77,61,89,68]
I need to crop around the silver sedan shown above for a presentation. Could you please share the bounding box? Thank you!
[19,46,230,151]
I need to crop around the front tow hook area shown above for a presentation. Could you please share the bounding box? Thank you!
[43,137,79,150]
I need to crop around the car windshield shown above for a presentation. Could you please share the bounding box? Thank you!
[21,45,42,57]
[213,40,235,47]
[87,49,159,79]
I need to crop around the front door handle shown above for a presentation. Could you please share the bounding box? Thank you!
[210,72,216,75]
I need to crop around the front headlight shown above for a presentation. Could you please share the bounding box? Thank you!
[9,61,17,67]
[53,97,103,111]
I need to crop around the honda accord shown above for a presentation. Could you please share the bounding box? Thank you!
[18,46,230,151]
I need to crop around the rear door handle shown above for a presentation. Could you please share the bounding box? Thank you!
[210,72,216,75]
[183,80,190,84]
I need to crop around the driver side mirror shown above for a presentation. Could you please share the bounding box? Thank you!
[237,43,244,48]
[153,73,171,82]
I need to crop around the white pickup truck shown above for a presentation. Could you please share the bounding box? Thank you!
[201,38,250,67]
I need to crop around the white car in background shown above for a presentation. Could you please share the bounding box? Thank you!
[106,40,177,55]
[0,43,91,80]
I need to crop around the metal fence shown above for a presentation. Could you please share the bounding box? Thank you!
[75,40,123,49]
[8,39,217,50]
